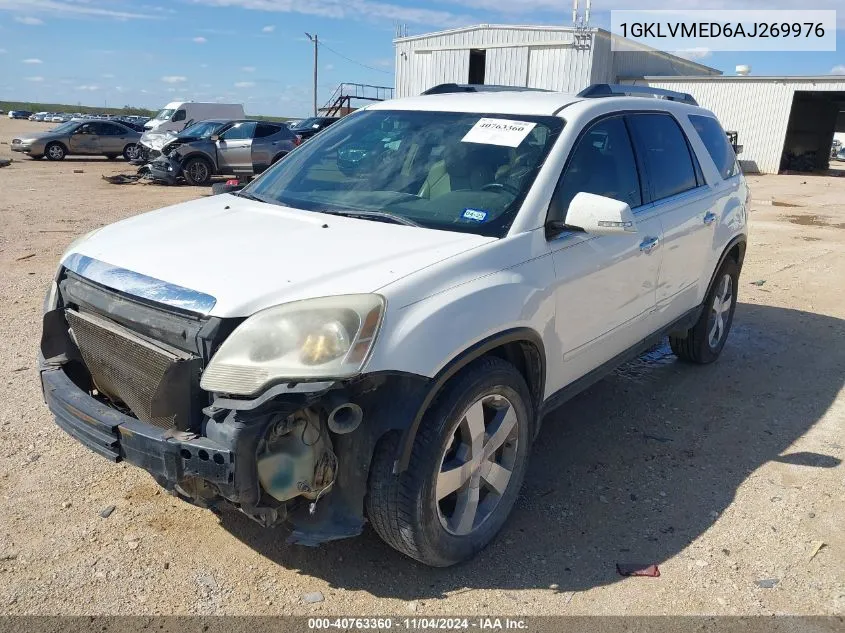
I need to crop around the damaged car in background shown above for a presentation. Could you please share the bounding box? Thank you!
[39,87,748,567]
[147,120,300,185]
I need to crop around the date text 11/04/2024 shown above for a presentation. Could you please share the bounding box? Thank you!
[307,618,529,630]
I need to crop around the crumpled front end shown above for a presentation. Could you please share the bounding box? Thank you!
[147,155,181,185]
[39,262,429,544]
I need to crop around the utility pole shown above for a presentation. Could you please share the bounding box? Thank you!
[305,32,318,116]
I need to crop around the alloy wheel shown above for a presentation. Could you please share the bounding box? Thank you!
[436,394,519,536]
[708,273,733,349]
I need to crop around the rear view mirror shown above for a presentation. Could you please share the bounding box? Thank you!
[563,192,637,236]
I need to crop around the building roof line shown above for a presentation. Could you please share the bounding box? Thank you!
[628,75,845,82]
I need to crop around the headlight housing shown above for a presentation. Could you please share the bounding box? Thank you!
[200,294,385,396]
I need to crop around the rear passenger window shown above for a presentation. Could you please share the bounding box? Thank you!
[688,114,739,180]
[628,113,698,201]
[255,124,281,138]
[555,116,642,219]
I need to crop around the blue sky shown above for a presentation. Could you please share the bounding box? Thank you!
[0,0,842,117]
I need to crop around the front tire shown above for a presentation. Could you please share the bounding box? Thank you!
[182,157,213,186]
[45,142,66,161]
[122,144,140,161]
[367,356,532,566]
[670,257,739,363]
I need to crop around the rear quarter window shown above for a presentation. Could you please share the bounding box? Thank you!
[688,114,740,180]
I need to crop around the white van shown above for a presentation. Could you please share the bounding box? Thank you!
[144,102,245,133]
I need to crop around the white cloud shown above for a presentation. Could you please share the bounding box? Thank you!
[672,47,712,61]
[22,58,43,64]
[262,25,275,33]
[161,75,187,83]
[76,85,99,91]
[26,76,44,82]
[193,36,207,43]
[3,1,158,21]
[186,0,473,28]
[234,81,256,88]
[241,66,256,72]
[831,65,845,75]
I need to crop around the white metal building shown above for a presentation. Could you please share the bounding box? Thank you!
[623,76,845,174]
[393,25,720,98]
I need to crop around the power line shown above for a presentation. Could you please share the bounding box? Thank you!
[318,42,394,75]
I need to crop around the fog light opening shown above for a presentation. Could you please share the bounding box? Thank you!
[327,403,363,435]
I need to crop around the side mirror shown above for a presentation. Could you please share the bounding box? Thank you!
[562,192,637,236]
[210,134,220,142]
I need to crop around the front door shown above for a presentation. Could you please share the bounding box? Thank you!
[547,115,663,392]
[68,123,99,154]
[217,121,257,174]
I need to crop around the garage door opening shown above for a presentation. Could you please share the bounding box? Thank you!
[469,49,486,85]
[780,90,845,173]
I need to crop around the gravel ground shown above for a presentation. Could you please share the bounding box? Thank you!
[0,118,843,616]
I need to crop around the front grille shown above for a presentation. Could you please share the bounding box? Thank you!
[66,309,200,430]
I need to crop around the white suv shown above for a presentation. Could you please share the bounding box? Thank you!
[40,84,748,567]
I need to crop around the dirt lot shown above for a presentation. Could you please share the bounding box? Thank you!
[0,117,843,616]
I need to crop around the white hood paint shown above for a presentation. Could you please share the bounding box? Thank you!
[65,195,494,317]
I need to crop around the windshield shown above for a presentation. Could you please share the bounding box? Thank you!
[244,110,563,237]
[50,122,79,134]
[178,120,224,138]
[153,108,175,121]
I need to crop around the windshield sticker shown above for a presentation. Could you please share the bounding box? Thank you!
[462,118,537,148]
[462,208,488,222]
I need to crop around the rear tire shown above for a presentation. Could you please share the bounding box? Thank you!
[182,157,213,186]
[366,356,532,566]
[670,257,739,364]
[45,142,66,161]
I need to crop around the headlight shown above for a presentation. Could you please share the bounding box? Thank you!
[200,294,385,396]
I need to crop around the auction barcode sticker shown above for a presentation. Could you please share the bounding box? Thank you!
[462,118,537,148]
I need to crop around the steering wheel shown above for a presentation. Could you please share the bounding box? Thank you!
[481,182,520,196]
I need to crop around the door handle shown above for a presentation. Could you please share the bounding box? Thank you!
[639,236,660,254]
[704,212,717,226]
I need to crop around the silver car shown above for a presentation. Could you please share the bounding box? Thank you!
[11,120,143,161]
[148,119,299,185]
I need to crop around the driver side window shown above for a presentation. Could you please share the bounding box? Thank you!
[172,109,186,122]
[552,116,642,222]
[220,122,257,141]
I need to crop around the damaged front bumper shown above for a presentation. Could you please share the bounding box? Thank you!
[40,353,430,544]
[146,155,181,185]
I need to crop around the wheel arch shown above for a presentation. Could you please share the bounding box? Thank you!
[708,235,746,296]
[45,140,68,154]
[391,327,546,474]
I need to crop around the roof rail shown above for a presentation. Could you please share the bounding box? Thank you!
[422,83,550,95]
[577,83,698,106]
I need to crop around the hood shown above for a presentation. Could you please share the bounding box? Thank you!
[140,129,178,150]
[63,195,494,318]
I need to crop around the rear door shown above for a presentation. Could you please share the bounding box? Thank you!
[216,121,257,174]
[627,112,715,326]
[547,115,664,391]
[94,122,129,154]
[252,123,296,172]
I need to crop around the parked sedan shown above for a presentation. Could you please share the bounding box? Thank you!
[148,119,299,185]
[10,120,143,161]
[8,110,33,120]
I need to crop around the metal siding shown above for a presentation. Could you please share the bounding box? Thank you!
[628,79,845,173]
[486,47,529,86]
[590,32,614,85]
[527,46,594,93]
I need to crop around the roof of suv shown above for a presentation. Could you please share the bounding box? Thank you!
[369,91,583,116]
